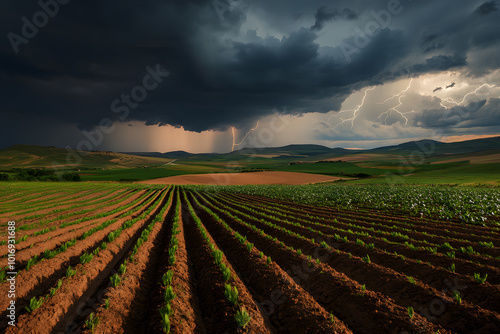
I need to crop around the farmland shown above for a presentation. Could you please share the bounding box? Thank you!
[1,182,500,333]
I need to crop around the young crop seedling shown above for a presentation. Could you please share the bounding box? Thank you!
[362,254,371,264]
[110,274,121,287]
[473,273,488,284]
[168,254,176,266]
[159,306,171,333]
[222,264,231,282]
[266,256,272,266]
[225,284,238,306]
[118,263,127,276]
[246,242,254,253]
[66,265,77,278]
[213,250,223,266]
[162,270,174,286]
[452,290,462,304]
[80,252,93,264]
[85,312,100,333]
[408,306,414,320]
[104,298,110,310]
[25,296,44,313]
[407,276,416,285]
[234,307,251,328]
[440,242,454,251]
[329,311,335,323]
[164,286,177,302]
[478,241,494,248]
[25,256,38,271]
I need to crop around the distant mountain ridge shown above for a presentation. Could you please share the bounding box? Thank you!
[1,136,499,168]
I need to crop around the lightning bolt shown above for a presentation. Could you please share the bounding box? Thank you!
[439,83,500,108]
[377,78,415,125]
[328,87,376,128]
[231,121,259,151]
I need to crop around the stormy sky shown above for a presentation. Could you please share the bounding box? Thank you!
[1,0,500,153]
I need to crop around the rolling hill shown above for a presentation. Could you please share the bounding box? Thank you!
[0,144,172,169]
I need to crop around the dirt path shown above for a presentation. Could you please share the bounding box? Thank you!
[139,171,343,185]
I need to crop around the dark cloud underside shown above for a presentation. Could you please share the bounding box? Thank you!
[0,0,499,149]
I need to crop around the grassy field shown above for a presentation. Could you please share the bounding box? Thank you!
[79,164,226,181]
[1,141,499,185]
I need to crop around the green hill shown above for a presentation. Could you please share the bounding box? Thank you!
[0,144,172,169]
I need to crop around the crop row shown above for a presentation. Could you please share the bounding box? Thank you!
[2,187,170,333]
[189,190,500,333]
[206,191,500,283]
[189,184,500,225]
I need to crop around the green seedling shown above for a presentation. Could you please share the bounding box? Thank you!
[235,307,251,328]
[110,274,121,287]
[85,312,100,333]
[225,284,238,305]
[473,273,488,284]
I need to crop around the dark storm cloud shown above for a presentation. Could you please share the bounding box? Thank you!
[475,1,498,16]
[414,100,488,128]
[446,82,456,89]
[310,6,357,31]
[410,55,467,75]
[1,0,500,148]
[433,87,442,93]
[420,34,445,53]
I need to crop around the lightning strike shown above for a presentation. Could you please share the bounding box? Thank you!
[377,78,414,125]
[439,83,500,108]
[328,87,376,128]
[231,121,259,151]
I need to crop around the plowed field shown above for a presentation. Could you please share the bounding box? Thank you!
[1,183,499,333]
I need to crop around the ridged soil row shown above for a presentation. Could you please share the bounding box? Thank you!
[190,191,447,334]
[208,192,500,313]
[79,188,176,334]
[0,189,95,218]
[221,193,500,253]
[189,191,400,334]
[4,188,126,223]
[0,189,149,261]
[1,189,97,222]
[181,190,274,334]
[225,193,500,239]
[6,187,170,334]
[197,193,500,333]
[145,189,206,334]
[8,188,138,235]
[0,189,165,329]
[212,193,500,284]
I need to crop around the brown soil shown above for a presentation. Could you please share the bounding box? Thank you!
[225,192,500,242]
[196,192,500,333]
[0,189,149,265]
[188,193,446,333]
[0,189,164,331]
[216,194,500,313]
[208,192,500,285]
[145,191,206,334]
[181,193,273,333]
[219,193,500,262]
[227,193,500,239]
[139,171,343,185]
[5,188,169,334]
[0,189,105,221]
[86,188,176,334]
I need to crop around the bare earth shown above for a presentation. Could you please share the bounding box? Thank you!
[139,171,342,185]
